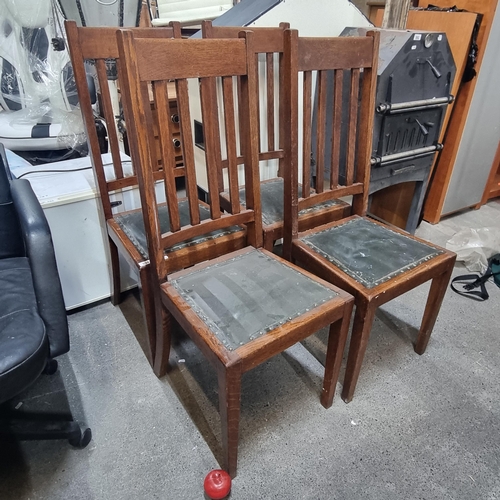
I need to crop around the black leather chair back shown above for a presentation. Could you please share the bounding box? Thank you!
[0,147,24,259]
[0,144,69,357]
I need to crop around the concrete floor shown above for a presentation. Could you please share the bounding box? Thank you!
[1,200,499,500]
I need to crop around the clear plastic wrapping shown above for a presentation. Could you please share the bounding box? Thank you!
[0,0,85,150]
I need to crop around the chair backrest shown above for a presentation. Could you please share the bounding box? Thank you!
[0,144,24,259]
[117,30,262,280]
[65,20,182,222]
[201,20,289,184]
[282,29,380,254]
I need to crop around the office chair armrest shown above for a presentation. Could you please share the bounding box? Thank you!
[10,178,69,358]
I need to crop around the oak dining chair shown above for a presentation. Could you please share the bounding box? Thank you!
[282,29,456,403]
[117,28,354,476]
[66,21,185,367]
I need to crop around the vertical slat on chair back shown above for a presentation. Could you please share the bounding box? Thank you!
[282,29,379,254]
[65,21,181,221]
[201,21,289,182]
[117,31,262,279]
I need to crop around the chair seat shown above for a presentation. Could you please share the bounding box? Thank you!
[222,178,344,226]
[115,198,243,260]
[0,257,48,404]
[169,248,338,350]
[300,217,444,289]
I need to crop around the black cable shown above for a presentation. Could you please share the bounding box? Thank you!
[15,160,132,179]
[16,166,93,178]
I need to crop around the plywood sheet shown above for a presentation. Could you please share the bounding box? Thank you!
[418,0,499,221]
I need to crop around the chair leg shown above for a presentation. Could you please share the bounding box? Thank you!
[153,306,173,378]
[341,298,377,403]
[218,363,242,478]
[138,266,157,368]
[415,262,454,355]
[108,237,122,306]
[321,299,353,409]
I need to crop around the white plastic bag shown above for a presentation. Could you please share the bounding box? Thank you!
[446,227,500,273]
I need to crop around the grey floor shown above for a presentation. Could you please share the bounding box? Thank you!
[1,200,499,500]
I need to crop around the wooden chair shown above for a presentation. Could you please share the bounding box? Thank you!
[282,30,457,403]
[66,21,247,370]
[201,21,350,251]
[117,29,354,477]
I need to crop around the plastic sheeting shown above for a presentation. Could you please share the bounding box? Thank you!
[0,0,84,150]
[446,227,500,273]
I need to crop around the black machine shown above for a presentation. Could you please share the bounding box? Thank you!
[313,27,456,233]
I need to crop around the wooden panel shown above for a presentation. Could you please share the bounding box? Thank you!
[370,8,479,228]
[381,0,411,28]
[370,183,412,228]
[419,0,499,222]
[369,4,386,24]
[480,139,500,203]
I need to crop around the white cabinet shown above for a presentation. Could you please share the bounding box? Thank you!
[10,153,138,310]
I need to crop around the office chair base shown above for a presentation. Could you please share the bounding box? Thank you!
[0,419,92,449]
[43,359,58,375]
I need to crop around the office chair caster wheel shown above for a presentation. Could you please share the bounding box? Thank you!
[68,427,92,449]
[43,359,58,375]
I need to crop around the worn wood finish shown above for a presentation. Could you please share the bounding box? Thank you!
[297,37,374,71]
[65,20,181,366]
[381,0,412,29]
[202,21,349,251]
[282,30,457,402]
[479,139,500,204]
[118,32,354,478]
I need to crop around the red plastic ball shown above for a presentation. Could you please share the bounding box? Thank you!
[203,469,232,499]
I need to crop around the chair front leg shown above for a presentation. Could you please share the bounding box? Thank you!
[138,265,157,368]
[415,261,454,355]
[153,305,174,378]
[341,297,377,403]
[321,299,354,409]
[218,362,242,478]
[108,236,121,306]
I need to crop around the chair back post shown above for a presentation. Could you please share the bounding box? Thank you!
[352,29,380,216]
[282,28,299,262]
[65,20,113,221]
[168,21,182,38]
[238,30,263,248]
[116,29,166,278]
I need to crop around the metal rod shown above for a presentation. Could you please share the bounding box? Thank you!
[377,96,454,114]
[371,144,442,165]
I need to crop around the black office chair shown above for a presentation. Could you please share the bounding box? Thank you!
[0,144,91,448]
